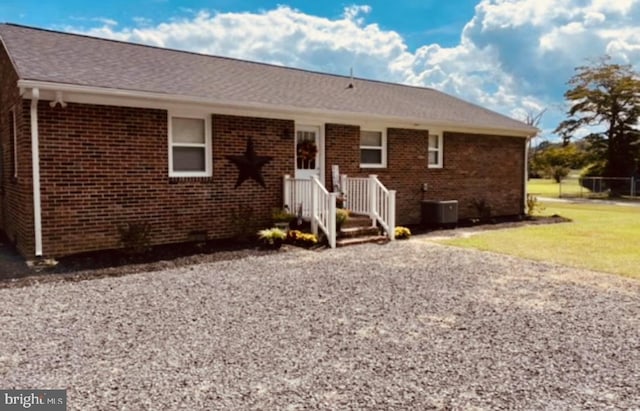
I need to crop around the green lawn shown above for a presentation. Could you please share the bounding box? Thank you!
[440,202,640,279]
[527,176,588,198]
[527,178,561,197]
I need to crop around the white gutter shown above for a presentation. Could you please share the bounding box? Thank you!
[524,135,532,214]
[523,137,531,214]
[30,88,43,257]
[17,79,537,138]
[49,90,67,108]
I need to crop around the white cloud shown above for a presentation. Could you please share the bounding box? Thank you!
[592,0,635,14]
[67,1,640,139]
[132,17,153,26]
[71,6,412,86]
[343,4,372,23]
[584,11,606,26]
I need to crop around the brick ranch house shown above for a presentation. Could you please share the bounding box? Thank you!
[0,23,536,259]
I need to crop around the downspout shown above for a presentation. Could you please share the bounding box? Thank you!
[30,88,43,257]
[523,135,531,215]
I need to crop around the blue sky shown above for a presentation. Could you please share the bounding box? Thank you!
[0,0,478,49]
[2,0,640,140]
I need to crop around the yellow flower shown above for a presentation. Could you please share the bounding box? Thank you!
[394,226,411,239]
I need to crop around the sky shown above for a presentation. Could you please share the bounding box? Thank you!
[2,0,640,141]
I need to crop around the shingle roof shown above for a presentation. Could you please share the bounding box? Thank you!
[0,23,535,134]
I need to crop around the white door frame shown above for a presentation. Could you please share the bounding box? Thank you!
[294,124,324,183]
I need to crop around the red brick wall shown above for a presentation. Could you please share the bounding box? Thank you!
[6,85,524,258]
[425,132,525,220]
[0,44,35,257]
[378,128,431,223]
[324,123,360,188]
[37,103,294,257]
[324,124,526,224]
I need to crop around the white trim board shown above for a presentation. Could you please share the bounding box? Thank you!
[18,80,536,138]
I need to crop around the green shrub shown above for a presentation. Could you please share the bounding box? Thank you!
[231,205,257,242]
[545,165,570,183]
[257,228,287,245]
[471,198,492,220]
[272,207,295,223]
[118,222,151,254]
[336,209,349,228]
[526,194,546,216]
[581,161,606,178]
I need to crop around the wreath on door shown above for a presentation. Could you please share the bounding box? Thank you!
[296,140,317,161]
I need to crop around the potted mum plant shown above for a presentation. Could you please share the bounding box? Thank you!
[272,207,295,231]
[257,227,287,249]
[336,208,349,231]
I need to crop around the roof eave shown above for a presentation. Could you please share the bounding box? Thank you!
[17,79,537,137]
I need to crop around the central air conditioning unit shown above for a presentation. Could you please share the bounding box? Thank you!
[421,200,458,225]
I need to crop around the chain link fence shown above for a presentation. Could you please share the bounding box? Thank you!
[559,177,638,198]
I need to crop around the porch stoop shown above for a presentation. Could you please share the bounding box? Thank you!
[283,174,396,248]
[336,213,389,247]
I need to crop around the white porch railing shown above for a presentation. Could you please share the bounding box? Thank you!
[342,174,396,241]
[310,176,337,249]
[283,175,313,218]
[283,174,337,248]
[283,173,395,246]
[340,175,369,215]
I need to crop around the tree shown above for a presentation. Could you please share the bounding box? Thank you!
[530,143,588,182]
[525,109,546,130]
[524,109,546,178]
[555,57,640,177]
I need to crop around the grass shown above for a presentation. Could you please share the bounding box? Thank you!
[527,176,589,198]
[527,178,561,197]
[440,202,640,279]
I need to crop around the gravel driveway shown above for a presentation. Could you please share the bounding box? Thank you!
[2,240,639,410]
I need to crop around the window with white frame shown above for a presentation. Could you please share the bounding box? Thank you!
[360,130,386,167]
[428,132,443,168]
[169,115,211,176]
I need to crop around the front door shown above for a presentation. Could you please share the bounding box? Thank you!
[295,125,321,180]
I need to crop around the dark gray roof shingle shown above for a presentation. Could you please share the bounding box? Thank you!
[0,23,535,134]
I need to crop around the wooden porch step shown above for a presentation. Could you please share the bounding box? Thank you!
[342,214,374,229]
[336,235,389,247]
[338,226,380,238]
[335,212,387,247]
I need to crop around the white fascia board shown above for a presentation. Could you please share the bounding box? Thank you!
[18,79,536,138]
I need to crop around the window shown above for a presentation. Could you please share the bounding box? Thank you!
[360,130,386,168]
[169,115,211,177]
[428,133,443,168]
[9,109,17,179]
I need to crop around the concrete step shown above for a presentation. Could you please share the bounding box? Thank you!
[336,235,389,247]
[338,226,380,238]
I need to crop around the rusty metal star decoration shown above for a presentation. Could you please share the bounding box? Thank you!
[225,137,273,188]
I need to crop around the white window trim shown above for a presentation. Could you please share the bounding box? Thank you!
[359,128,387,168]
[168,112,212,177]
[10,108,17,178]
[428,131,444,169]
